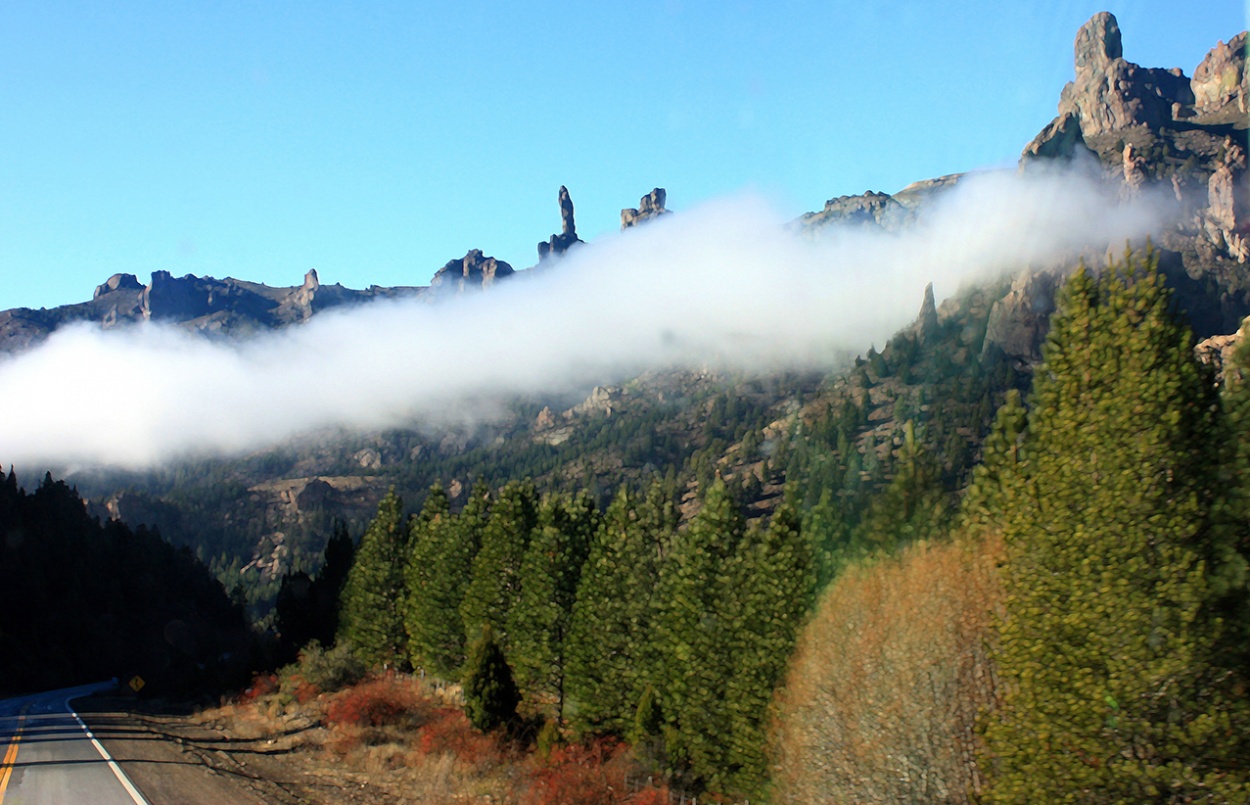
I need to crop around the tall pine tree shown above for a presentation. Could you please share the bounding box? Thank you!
[507,491,597,720]
[404,484,487,678]
[565,482,675,734]
[459,481,538,649]
[653,477,746,792]
[982,252,1250,803]
[722,492,815,799]
[337,490,409,669]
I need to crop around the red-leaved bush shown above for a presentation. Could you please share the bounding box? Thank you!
[521,738,634,805]
[415,707,500,764]
[629,787,672,805]
[239,672,279,703]
[325,674,432,728]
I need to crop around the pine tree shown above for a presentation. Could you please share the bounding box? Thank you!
[983,252,1250,803]
[507,491,597,719]
[722,493,815,799]
[565,483,674,734]
[960,388,1027,533]
[336,490,409,669]
[462,624,521,733]
[852,420,951,551]
[459,481,538,648]
[403,483,468,677]
[653,477,746,791]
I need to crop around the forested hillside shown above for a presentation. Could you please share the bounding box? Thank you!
[0,470,255,696]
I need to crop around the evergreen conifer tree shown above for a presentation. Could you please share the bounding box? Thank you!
[653,477,746,791]
[507,491,597,719]
[565,483,674,734]
[982,252,1250,802]
[722,493,815,799]
[459,481,538,648]
[462,624,521,733]
[336,490,409,669]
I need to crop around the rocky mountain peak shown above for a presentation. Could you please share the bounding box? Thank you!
[93,273,144,299]
[1056,11,1194,138]
[537,185,583,260]
[429,249,515,294]
[1073,11,1122,74]
[621,188,671,229]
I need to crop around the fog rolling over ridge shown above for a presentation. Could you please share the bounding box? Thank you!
[0,167,1168,471]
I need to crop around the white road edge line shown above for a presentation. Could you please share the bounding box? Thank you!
[65,695,150,805]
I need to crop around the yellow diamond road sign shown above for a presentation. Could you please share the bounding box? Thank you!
[129,676,145,693]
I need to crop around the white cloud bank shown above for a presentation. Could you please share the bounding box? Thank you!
[0,167,1169,471]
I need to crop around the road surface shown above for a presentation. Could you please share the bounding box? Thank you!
[0,681,148,804]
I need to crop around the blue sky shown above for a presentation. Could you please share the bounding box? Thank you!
[1,1,1245,311]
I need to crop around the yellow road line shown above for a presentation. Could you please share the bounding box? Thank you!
[0,705,30,803]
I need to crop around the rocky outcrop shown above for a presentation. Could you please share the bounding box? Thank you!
[1022,112,1097,163]
[1195,315,1249,384]
[1192,32,1248,117]
[1201,138,1250,262]
[428,250,515,294]
[94,273,144,299]
[1055,12,1194,137]
[912,283,940,345]
[565,385,622,418]
[800,190,908,231]
[799,175,961,234]
[537,186,583,260]
[982,271,1058,362]
[621,188,671,229]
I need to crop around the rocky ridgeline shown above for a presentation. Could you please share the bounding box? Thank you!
[0,267,427,353]
[808,12,1249,361]
[0,184,669,353]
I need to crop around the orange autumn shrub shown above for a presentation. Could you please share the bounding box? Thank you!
[773,533,1004,805]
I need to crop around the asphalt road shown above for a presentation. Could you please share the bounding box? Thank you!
[0,681,148,804]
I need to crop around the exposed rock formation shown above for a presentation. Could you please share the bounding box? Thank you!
[1022,112,1097,163]
[1203,138,1250,262]
[982,271,1058,362]
[1055,12,1193,137]
[537,185,583,260]
[1192,32,1247,116]
[1,270,425,354]
[1194,315,1248,385]
[621,188,671,229]
[912,283,940,345]
[94,273,144,299]
[565,385,621,418]
[799,175,961,234]
[1121,143,1149,196]
[428,249,515,294]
